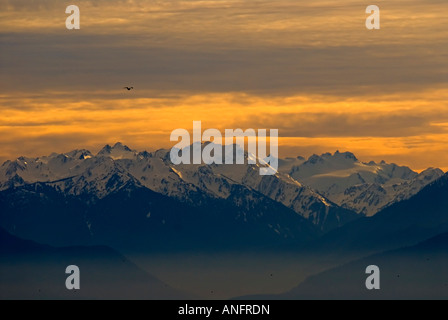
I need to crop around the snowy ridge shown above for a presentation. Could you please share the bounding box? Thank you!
[280,151,444,216]
[0,143,442,228]
[0,143,357,231]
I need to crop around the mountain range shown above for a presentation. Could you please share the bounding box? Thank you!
[1,142,447,299]
[306,171,448,256]
[0,227,188,299]
[278,151,444,216]
[0,143,445,252]
[241,232,448,300]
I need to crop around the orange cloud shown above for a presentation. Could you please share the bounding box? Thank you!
[0,0,447,172]
[1,89,447,171]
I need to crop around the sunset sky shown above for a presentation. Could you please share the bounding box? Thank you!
[0,0,447,171]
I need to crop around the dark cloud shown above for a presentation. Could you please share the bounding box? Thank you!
[1,32,447,98]
[1,0,447,97]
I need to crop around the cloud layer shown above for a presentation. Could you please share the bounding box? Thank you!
[0,0,447,170]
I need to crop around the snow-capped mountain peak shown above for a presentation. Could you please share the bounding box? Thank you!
[97,142,137,160]
[65,149,93,160]
[280,151,444,216]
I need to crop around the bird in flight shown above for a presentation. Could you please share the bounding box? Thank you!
[123,86,134,91]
